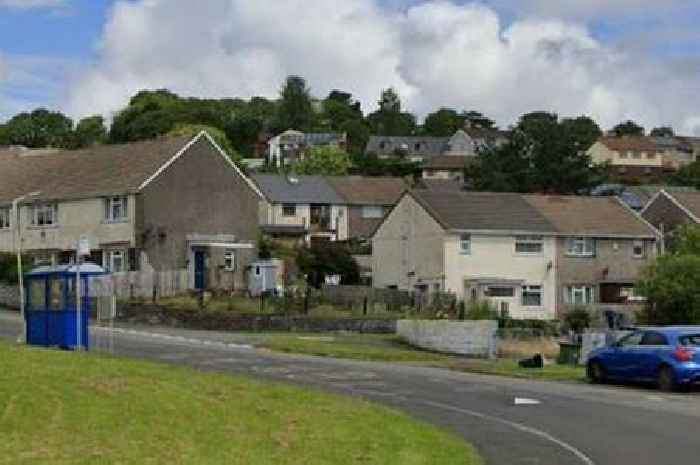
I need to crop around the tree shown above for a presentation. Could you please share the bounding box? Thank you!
[611,120,645,137]
[560,115,602,150]
[462,110,496,130]
[366,88,417,136]
[0,124,9,145]
[467,111,600,194]
[293,145,351,176]
[670,224,700,255]
[296,242,360,287]
[422,108,464,136]
[671,161,700,189]
[650,126,675,138]
[340,118,371,156]
[3,108,73,148]
[109,89,180,143]
[638,254,700,325]
[71,115,107,148]
[275,75,314,132]
[321,90,363,131]
[167,124,241,163]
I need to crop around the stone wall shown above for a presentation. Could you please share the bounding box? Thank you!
[397,319,498,358]
[0,283,19,309]
[118,303,396,333]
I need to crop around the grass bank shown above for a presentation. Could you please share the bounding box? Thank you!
[256,333,586,382]
[0,342,481,465]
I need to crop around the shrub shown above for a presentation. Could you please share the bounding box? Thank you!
[563,306,591,333]
[465,300,499,320]
[0,253,30,285]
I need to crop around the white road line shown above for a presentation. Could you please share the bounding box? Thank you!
[419,399,596,465]
[93,326,253,350]
[514,397,541,405]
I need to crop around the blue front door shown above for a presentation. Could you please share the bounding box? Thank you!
[194,251,206,290]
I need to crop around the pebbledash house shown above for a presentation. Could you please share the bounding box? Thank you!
[0,132,263,292]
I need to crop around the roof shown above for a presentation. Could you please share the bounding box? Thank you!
[423,155,475,170]
[0,136,192,205]
[664,191,700,219]
[326,176,407,206]
[598,136,659,153]
[624,185,697,206]
[252,174,344,204]
[365,136,447,157]
[415,179,465,192]
[402,190,657,237]
[523,195,657,237]
[410,190,556,233]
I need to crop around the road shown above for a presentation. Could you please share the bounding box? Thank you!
[1,310,698,465]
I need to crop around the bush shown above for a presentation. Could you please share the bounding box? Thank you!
[465,300,499,320]
[563,306,591,333]
[0,253,30,285]
[638,254,700,325]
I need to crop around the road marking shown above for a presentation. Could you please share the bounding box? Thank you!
[514,397,541,405]
[419,399,595,465]
[94,327,253,350]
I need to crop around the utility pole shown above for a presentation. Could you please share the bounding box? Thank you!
[12,191,40,344]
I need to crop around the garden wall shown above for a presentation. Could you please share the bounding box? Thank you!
[397,320,498,358]
[118,303,396,333]
[0,283,19,309]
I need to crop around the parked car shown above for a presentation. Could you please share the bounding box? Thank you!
[587,327,700,392]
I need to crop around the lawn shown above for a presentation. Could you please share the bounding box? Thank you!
[256,333,586,382]
[0,342,481,465]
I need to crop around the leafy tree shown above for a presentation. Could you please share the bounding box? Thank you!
[366,88,417,136]
[71,115,107,148]
[422,108,464,136]
[462,110,496,130]
[670,224,700,255]
[638,254,700,325]
[611,120,645,137]
[650,126,675,137]
[275,75,314,132]
[467,111,600,194]
[167,124,241,163]
[293,145,351,175]
[321,90,363,131]
[109,89,180,143]
[560,115,602,150]
[341,118,371,156]
[224,96,276,157]
[671,161,700,189]
[3,108,73,148]
[296,243,360,287]
[0,124,9,145]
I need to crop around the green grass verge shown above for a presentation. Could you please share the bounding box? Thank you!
[257,333,586,382]
[0,342,481,465]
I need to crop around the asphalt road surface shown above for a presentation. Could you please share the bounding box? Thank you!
[1,310,698,465]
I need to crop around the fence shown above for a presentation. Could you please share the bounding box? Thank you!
[111,270,190,300]
[318,285,458,316]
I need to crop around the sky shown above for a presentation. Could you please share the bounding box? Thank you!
[1,0,700,134]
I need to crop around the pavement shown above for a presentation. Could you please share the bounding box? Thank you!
[1,310,699,465]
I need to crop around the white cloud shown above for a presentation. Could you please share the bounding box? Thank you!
[65,0,700,135]
[0,0,64,9]
[490,0,692,20]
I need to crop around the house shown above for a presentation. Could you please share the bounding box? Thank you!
[325,176,408,240]
[587,135,696,182]
[267,130,346,168]
[642,190,700,237]
[372,190,658,320]
[0,132,263,291]
[253,174,348,243]
[421,155,476,182]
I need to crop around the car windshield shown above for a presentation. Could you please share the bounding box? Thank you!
[679,334,700,346]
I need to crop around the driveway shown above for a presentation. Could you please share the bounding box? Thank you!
[1,310,698,465]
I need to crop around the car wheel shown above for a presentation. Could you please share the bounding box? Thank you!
[588,361,606,384]
[657,365,677,392]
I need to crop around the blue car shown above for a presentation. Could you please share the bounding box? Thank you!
[587,327,700,392]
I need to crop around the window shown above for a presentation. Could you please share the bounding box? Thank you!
[566,237,595,257]
[224,249,236,272]
[282,204,296,217]
[460,234,471,255]
[515,236,543,254]
[31,204,57,227]
[633,240,645,258]
[522,285,543,307]
[617,331,643,347]
[486,286,514,297]
[414,142,421,151]
[104,196,128,222]
[28,281,45,311]
[680,335,700,347]
[0,208,9,229]
[361,206,384,219]
[49,277,65,311]
[104,250,126,273]
[640,332,668,346]
[565,286,595,305]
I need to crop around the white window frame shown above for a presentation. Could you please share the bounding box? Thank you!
[522,285,543,307]
[282,204,297,217]
[104,196,129,222]
[459,234,471,255]
[361,205,384,219]
[515,235,544,255]
[632,240,645,259]
[0,208,10,230]
[565,286,595,305]
[566,237,595,257]
[486,286,515,298]
[104,250,127,273]
[31,204,58,227]
[224,249,236,272]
